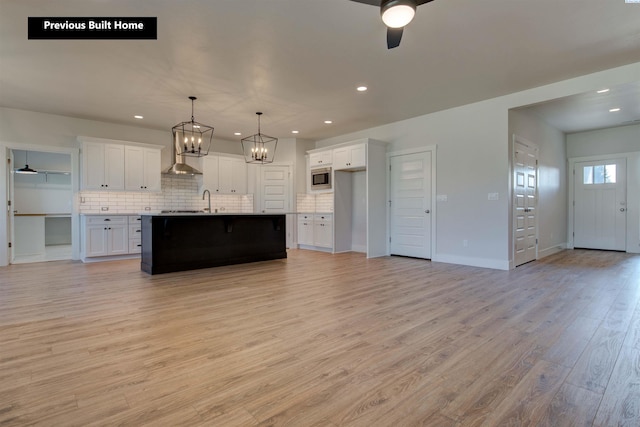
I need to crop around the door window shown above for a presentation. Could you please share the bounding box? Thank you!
[583,164,617,185]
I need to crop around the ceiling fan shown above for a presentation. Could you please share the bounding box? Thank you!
[349,0,434,49]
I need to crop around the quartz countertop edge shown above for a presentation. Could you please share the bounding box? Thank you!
[81,211,332,216]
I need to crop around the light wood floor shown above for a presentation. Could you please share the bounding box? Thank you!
[1,249,639,426]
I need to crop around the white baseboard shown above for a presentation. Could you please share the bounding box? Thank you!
[433,253,510,271]
[538,243,567,259]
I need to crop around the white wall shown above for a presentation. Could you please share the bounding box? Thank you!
[567,124,640,254]
[317,62,640,269]
[0,107,241,171]
[509,109,568,260]
[567,124,639,158]
[351,171,367,252]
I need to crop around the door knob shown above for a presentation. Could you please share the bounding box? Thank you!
[620,208,626,212]
[425,210,430,214]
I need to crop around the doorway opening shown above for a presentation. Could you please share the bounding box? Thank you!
[9,149,73,264]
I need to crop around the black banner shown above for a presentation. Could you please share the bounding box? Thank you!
[28,17,157,40]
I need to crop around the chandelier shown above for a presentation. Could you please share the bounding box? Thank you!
[171,96,213,158]
[241,112,278,164]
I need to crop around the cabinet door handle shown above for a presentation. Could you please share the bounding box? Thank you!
[104,219,111,221]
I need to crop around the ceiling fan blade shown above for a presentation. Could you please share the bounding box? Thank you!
[387,27,403,49]
[348,0,381,5]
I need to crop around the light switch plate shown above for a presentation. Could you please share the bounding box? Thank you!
[488,193,499,201]
[436,194,448,202]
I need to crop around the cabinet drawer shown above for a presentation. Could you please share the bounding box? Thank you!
[84,216,127,225]
[129,238,142,254]
[128,215,142,224]
[129,224,142,237]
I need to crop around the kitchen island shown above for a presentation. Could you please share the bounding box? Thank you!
[140,213,286,274]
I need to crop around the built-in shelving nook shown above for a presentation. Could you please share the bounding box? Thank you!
[331,138,387,257]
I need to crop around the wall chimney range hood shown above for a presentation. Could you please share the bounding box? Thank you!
[165,136,202,175]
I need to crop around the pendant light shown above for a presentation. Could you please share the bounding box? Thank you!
[171,96,214,158]
[241,112,278,164]
[16,151,38,174]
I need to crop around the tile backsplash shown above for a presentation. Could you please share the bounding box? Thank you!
[79,175,253,214]
[296,192,334,213]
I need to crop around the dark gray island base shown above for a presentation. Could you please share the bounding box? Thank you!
[141,214,286,274]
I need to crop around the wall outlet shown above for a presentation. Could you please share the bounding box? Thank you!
[80,197,86,203]
[144,206,151,211]
[101,206,109,211]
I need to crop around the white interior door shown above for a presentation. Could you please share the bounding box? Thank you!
[574,159,626,250]
[389,151,432,259]
[513,140,538,267]
[258,165,293,248]
[7,149,15,263]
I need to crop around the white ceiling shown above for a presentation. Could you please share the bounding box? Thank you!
[1,0,639,141]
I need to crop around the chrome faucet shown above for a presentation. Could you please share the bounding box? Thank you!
[202,189,211,212]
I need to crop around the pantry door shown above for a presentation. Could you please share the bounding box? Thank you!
[389,151,432,259]
[513,139,538,267]
[574,159,626,250]
[258,165,293,247]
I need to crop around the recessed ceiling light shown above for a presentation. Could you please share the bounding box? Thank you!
[597,89,610,93]
[291,130,299,134]
[234,132,241,136]
[134,115,143,119]
[324,120,333,124]
[609,108,621,112]
[357,86,368,92]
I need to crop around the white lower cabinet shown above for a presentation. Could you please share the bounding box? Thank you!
[297,214,315,246]
[313,214,333,248]
[297,213,332,250]
[82,215,141,260]
[128,216,142,254]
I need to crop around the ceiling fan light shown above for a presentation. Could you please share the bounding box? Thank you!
[381,1,416,28]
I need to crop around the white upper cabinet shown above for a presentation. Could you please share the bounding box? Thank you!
[201,155,220,194]
[82,141,125,190]
[309,150,333,167]
[124,146,161,192]
[80,137,162,192]
[201,155,247,194]
[219,156,247,194]
[333,143,366,171]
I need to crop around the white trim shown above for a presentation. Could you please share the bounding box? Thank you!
[386,145,437,259]
[77,135,164,150]
[511,134,539,268]
[1,141,80,266]
[538,243,567,259]
[433,253,510,271]
[567,151,638,250]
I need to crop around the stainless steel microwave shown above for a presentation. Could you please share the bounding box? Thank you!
[311,167,331,190]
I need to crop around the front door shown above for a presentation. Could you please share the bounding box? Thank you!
[513,139,538,267]
[389,151,432,259]
[574,159,626,250]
